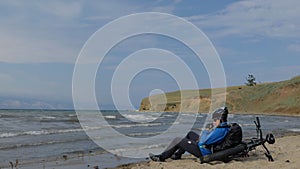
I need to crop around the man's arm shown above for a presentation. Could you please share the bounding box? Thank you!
[199,127,229,146]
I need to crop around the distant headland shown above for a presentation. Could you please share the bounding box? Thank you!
[139,75,300,116]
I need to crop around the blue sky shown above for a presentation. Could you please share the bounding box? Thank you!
[0,0,299,109]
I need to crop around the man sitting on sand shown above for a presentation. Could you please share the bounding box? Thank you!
[149,107,230,161]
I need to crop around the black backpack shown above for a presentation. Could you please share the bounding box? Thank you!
[213,123,243,152]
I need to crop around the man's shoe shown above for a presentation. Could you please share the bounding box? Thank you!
[149,153,165,162]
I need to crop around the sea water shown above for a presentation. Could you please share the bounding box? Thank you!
[0,109,299,168]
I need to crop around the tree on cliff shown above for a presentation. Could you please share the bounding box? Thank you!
[245,74,257,86]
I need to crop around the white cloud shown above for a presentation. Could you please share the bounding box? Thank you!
[82,1,144,23]
[235,59,266,65]
[0,67,71,102]
[1,100,22,108]
[151,5,176,13]
[0,1,86,63]
[37,1,82,19]
[1,1,82,19]
[0,99,65,109]
[0,29,78,63]
[0,1,179,64]
[84,15,114,22]
[187,0,300,39]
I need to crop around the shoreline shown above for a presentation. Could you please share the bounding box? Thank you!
[138,110,300,117]
[2,108,298,117]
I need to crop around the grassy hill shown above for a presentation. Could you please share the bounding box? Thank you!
[139,75,300,116]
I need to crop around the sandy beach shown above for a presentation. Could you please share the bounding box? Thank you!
[1,131,299,169]
[112,134,300,169]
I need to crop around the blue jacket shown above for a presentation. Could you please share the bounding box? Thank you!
[198,122,230,155]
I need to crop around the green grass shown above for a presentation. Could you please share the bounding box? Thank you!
[140,75,300,115]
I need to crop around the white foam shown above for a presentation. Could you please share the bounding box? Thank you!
[288,128,300,132]
[0,128,88,138]
[240,123,256,127]
[109,140,174,157]
[182,113,197,117]
[0,132,19,138]
[40,116,56,120]
[228,114,234,118]
[104,115,117,119]
[112,122,161,128]
[68,114,77,117]
[127,131,161,137]
[122,114,158,122]
[163,114,176,117]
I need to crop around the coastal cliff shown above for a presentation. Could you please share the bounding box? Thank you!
[139,75,300,115]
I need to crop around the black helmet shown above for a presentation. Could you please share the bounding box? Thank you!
[212,107,228,122]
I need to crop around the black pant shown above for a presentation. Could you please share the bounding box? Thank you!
[160,131,202,160]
